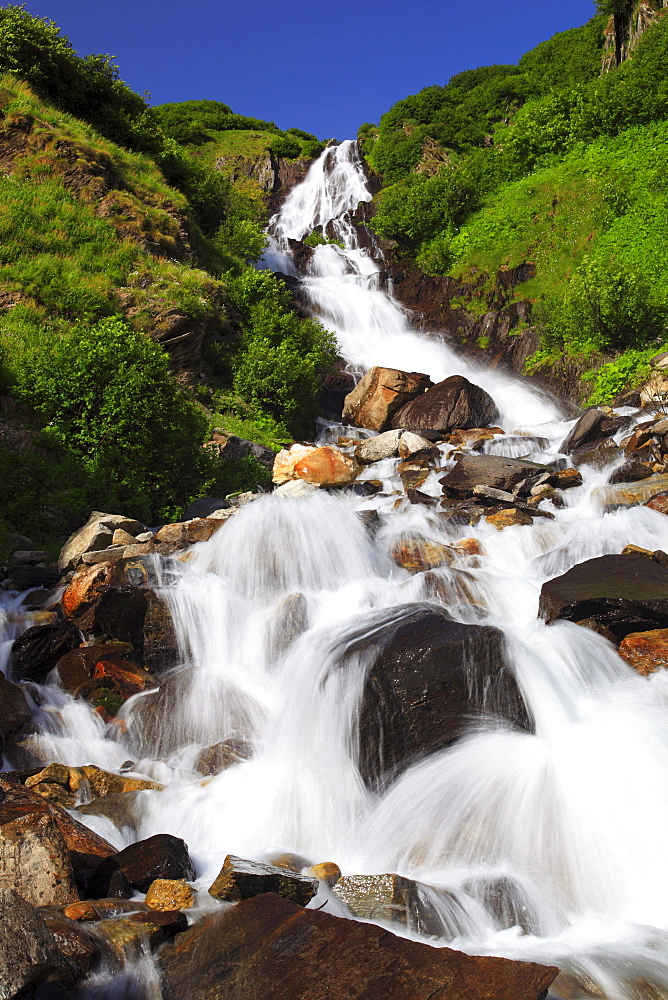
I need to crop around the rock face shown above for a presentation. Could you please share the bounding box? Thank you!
[391,375,498,433]
[209,855,318,906]
[10,621,81,684]
[539,553,668,629]
[440,455,554,497]
[157,892,558,1000]
[352,606,530,786]
[273,444,360,487]
[0,888,64,1000]
[343,367,431,432]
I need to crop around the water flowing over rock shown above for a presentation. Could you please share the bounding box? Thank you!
[87,834,194,897]
[391,374,499,433]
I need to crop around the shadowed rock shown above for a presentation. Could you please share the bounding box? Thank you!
[392,375,498,434]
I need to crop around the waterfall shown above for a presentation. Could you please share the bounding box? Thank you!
[9,140,668,1000]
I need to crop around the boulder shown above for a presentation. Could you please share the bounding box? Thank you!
[143,592,180,673]
[559,408,628,454]
[609,460,653,484]
[333,872,440,936]
[594,473,668,507]
[58,512,144,572]
[4,565,59,590]
[157,892,558,1000]
[539,553,668,629]
[343,367,431,432]
[10,621,81,683]
[354,429,402,464]
[273,444,360,487]
[308,862,341,887]
[209,855,318,906]
[79,765,162,799]
[390,535,454,574]
[485,508,533,530]
[0,781,78,906]
[196,738,252,776]
[145,878,194,911]
[40,912,100,982]
[94,916,165,960]
[445,427,504,450]
[87,834,194,897]
[0,888,64,1000]
[646,490,668,514]
[153,517,223,552]
[618,628,668,675]
[440,454,555,498]
[55,643,133,695]
[391,375,498,434]
[319,370,356,420]
[0,673,31,747]
[398,430,440,461]
[351,606,529,786]
[183,497,231,520]
[61,561,114,620]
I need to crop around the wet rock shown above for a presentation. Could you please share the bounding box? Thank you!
[142,592,180,674]
[406,488,439,506]
[357,509,382,537]
[130,909,188,935]
[0,888,64,999]
[0,673,31,748]
[88,834,194,897]
[274,444,360,487]
[273,479,320,499]
[352,605,529,786]
[157,892,558,1000]
[5,564,60,591]
[209,855,318,906]
[559,407,628,454]
[80,765,162,799]
[270,592,309,657]
[59,512,144,572]
[399,464,430,491]
[645,490,668,514]
[41,912,100,981]
[145,878,194,911]
[20,589,52,611]
[554,468,583,490]
[334,872,440,936]
[62,561,114,620]
[440,454,554,498]
[195,738,252,776]
[485,508,533,529]
[0,781,78,905]
[77,792,140,833]
[183,497,231,520]
[595,473,668,507]
[309,862,341,887]
[398,430,440,461]
[10,621,81,683]
[62,901,97,922]
[445,426,504,450]
[539,553,668,630]
[390,535,454,573]
[618,628,668,675]
[319,370,356,420]
[343,366,431,432]
[94,916,164,960]
[392,374,499,434]
[354,428,402,464]
[610,460,654,484]
[55,642,133,695]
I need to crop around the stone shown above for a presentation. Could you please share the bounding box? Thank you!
[351,605,529,786]
[270,592,309,656]
[55,642,133,696]
[80,765,162,799]
[645,490,668,514]
[406,488,439,506]
[87,834,194,897]
[273,479,320,499]
[343,366,431,432]
[10,621,81,683]
[485,508,533,529]
[445,427,504,450]
[539,553,668,630]
[559,408,628,454]
[651,350,668,369]
[392,375,499,434]
[145,878,194,911]
[554,467,583,489]
[58,512,145,572]
[9,550,47,565]
[390,535,454,573]
[440,454,555,498]
[610,460,654,484]
[208,855,318,906]
[5,565,60,590]
[81,543,150,566]
[153,518,223,552]
[20,589,52,611]
[183,497,231,520]
[452,537,483,556]
[0,782,78,906]
[142,592,180,673]
[399,465,430,490]
[61,561,114,620]
[94,916,164,960]
[0,673,30,747]
[309,862,341,887]
[354,429,402,464]
[319,370,356,420]
[640,373,668,405]
[112,528,137,546]
[272,444,315,484]
[333,872,440,936]
[0,888,64,1000]
[618,628,668,675]
[195,738,252,776]
[25,763,70,790]
[130,909,188,934]
[398,430,440,461]
[62,901,97,921]
[274,445,360,487]
[41,912,100,981]
[157,892,558,1000]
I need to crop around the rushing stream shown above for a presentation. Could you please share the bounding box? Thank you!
[6,140,668,999]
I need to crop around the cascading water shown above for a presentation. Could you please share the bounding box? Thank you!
[6,140,668,999]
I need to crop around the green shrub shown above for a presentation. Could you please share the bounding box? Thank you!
[269,135,301,159]
[583,346,660,404]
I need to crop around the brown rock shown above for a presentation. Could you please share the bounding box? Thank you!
[445,427,504,450]
[0,673,31,747]
[398,430,440,461]
[112,528,137,546]
[452,537,483,556]
[485,508,533,529]
[145,878,194,911]
[62,902,97,921]
[143,592,180,673]
[292,446,360,486]
[94,916,164,960]
[440,454,554,498]
[0,888,64,999]
[41,912,100,980]
[309,862,341,887]
[88,834,194,897]
[195,738,252,776]
[61,561,113,620]
[399,465,430,490]
[81,765,162,798]
[343,366,431,432]
[595,473,668,507]
[10,621,81,683]
[391,535,454,573]
[157,892,558,1000]
[333,872,440,936]
[209,855,318,906]
[645,490,668,514]
[618,628,668,675]
[153,517,223,552]
[392,375,499,434]
[559,407,629,454]
[554,468,583,490]
[55,643,133,696]
[25,763,70,790]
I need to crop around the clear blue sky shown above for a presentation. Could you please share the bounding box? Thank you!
[26,1,598,139]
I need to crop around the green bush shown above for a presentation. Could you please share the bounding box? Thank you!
[12,317,213,522]
[269,135,301,159]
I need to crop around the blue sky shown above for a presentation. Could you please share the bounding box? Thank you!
[28,1,598,138]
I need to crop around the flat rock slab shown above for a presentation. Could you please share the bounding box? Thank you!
[440,455,554,498]
[595,473,668,507]
[209,855,318,906]
[539,552,668,625]
[158,892,558,1000]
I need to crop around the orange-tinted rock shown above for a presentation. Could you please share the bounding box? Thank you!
[92,658,151,699]
[391,535,454,574]
[485,508,533,530]
[153,518,223,552]
[309,862,341,887]
[446,427,504,450]
[291,446,360,486]
[145,878,194,911]
[618,628,668,675]
[343,367,431,432]
[56,643,133,695]
[554,468,583,490]
[645,490,668,514]
[63,901,98,922]
[62,561,113,620]
[452,537,483,556]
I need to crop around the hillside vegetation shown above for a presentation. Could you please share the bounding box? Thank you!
[0,6,335,547]
[362,0,668,402]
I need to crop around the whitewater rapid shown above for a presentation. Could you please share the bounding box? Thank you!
[5,140,668,1000]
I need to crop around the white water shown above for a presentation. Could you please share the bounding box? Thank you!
[6,140,668,999]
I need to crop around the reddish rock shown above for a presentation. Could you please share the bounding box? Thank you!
[153,517,223,552]
[61,561,113,620]
[291,446,360,486]
[392,375,498,434]
[343,367,431,432]
[645,490,668,514]
[55,643,133,695]
[618,628,668,675]
[157,892,558,1000]
[391,535,454,573]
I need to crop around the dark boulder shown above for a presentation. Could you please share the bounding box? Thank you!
[5,564,60,591]
[440,454,555,499]
[157,892,558,1000]
[183,497,230,519]
[143,592,180,673]
[91,585,148,648]
[610,460,653,484]
[391,375,498,434]
[539,553,668,632]
[319,370,356,420]
[208,855,318,906]
[0,673,31,747]
[559,407,629,454]
[350,605,530,786]
[87,834,194,897]
[0,888,65,998]
[10,621,81,683]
